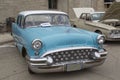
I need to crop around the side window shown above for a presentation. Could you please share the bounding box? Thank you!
[80,13,86,20]
[17,16,20,26]
[21,16,24,27]
[86,14,91,21]
[17,15,24,27]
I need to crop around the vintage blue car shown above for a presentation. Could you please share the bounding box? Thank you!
[12,10,107,74]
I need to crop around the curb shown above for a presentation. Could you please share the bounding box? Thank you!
[0,40,14,45]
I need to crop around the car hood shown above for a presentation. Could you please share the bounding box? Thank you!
[102,1,120,20]
[86,21,116,30]
[23,26,98,55]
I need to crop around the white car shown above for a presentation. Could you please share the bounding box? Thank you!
[71,1,120,41]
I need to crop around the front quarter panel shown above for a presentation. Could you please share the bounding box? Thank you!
[12,23,32,54]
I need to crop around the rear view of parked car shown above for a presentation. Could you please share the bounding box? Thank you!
[12,10,107,74]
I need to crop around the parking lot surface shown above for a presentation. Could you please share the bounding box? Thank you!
[0,42,120,80]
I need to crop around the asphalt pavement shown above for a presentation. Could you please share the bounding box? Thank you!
[0,42,120,80]
[0,32,13,45]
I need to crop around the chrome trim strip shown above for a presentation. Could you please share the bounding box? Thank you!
[99,51,108,55]
[29,63,47,66]
[97,35,105,40]
[29,57,47,62]
[41,47,98,57]
[26,56,48,66]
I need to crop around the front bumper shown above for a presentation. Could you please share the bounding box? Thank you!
[106,38,120,41]
[26,50,107,73]
[106,34,120,41]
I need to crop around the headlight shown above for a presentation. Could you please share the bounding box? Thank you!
[110,30,120,34]
[32,39,42,50]
[109,30,120,38]
[97,35,105,44]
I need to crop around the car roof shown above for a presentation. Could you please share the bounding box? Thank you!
[19,10,67,16]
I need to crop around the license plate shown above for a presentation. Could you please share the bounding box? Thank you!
[67,63,81,71]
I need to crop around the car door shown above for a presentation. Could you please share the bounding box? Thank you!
[77,13,95,32]
[13,15,24,45]
[84,13,96,31]
[76,13,90,30]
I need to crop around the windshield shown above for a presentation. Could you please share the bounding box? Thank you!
[24,14,70,27]
[91,13,104,21]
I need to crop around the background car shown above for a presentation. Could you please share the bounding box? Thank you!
[71,1,120,41]
[12,10,107,74]
[79,12,105,22]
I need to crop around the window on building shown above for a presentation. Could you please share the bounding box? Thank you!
[104,4,111,8]
[104,0,115,8]
[48,0,58,9]
[104,0,114,2]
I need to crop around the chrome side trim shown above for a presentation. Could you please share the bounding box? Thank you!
[41,47,98,57]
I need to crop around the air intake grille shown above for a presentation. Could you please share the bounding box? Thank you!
[45,48,98,64]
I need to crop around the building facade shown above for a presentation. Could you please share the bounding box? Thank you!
[57,0,105,19]
[0,0,48,23]
[0,0,114,23]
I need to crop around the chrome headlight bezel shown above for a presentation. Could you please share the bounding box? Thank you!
[110,30,120,34]
[32,39,42,50]
[109,30,120,38]
[97,35,105,44]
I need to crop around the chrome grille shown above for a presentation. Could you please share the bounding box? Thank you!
[44,48,98,64]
